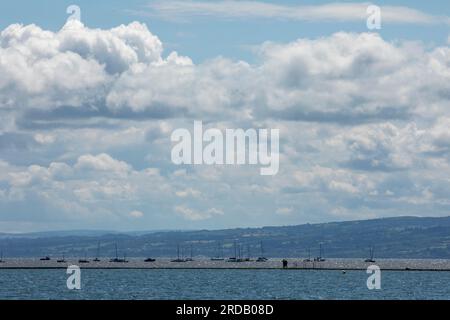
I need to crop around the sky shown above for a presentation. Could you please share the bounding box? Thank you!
[0,1,449,232]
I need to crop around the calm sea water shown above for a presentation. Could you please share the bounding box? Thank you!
[0,269,449,300]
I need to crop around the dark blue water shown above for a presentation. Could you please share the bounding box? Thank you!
[0,269,449,300]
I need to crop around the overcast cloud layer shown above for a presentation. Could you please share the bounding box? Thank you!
[0,19,450,232]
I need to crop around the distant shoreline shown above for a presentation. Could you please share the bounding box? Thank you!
[1,258,450,271]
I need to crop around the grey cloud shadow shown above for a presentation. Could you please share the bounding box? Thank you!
[16,104,190,130]
[268,106,412,125]
[0,132,38,151]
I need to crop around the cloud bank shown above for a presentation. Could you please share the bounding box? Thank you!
[0,20,450,231]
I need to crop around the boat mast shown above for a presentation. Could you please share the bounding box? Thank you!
[319,243,323,259]
[96,241,100,259]
[260,241,265,257]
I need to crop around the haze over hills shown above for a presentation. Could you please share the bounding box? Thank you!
[0,216,449,259]
[0,229,171,239]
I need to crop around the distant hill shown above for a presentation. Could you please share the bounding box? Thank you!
[1,216,449,259]
[0,230,118,239]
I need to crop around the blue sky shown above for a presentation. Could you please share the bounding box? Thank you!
[0,1,450,232]
[1,0,449,62]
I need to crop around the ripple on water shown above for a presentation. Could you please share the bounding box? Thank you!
[0,269,449,300]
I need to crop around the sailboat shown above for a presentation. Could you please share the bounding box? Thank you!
[227,241,238,262]
[211,241,225,261]
[110,243,119,262]
[171,244,186,262]
[57,254,66,263]
[40,256,51,261]
[185,244,194,262]
[93,241,101,262]
[0,250,4,263]
[244,244,253,262]
[256,241,268,262]
[314,243,326,262]
[144,240,156,262]
[236,244,245,262]
[78,252,90,263]
[110,243,127,262]
[365,246,376,263]
[303,248,311,262]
